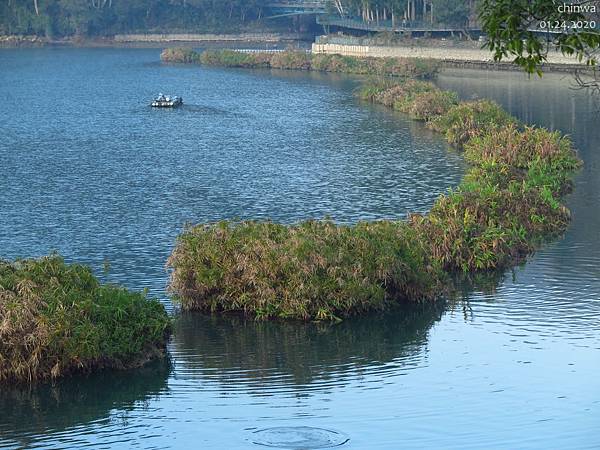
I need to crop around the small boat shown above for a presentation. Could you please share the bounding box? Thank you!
[151,93,183,108]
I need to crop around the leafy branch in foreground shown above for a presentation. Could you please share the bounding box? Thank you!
[479,0,600,75]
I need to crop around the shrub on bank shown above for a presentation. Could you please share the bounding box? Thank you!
[0,255,171,383]
[167,220,446,321]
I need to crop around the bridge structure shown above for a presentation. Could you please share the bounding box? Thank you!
[265,1,480,37]
[265,1,328,18]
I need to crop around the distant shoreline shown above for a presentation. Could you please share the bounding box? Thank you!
[2,33,594,74]
[0,33,312,48]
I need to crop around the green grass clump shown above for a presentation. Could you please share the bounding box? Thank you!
[412,184,571,271]
[464,124,581,192]
[357,79,436,108]
[356,79,457,120]
[0,255,171,383]
[160,48,440,78]
[199,49,272,68]
[405,90,459,121]
[310,54,440,78]
[270,51,312,70]
[160,47,200,63]
[428,99,518,147]
[167,220,446,321]
[412,123,581,272]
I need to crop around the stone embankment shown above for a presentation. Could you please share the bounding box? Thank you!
[312,42,588,71]
[0,35,46,47]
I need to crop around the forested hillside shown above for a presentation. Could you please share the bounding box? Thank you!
[0,0,289,37]
[327,0,478,27]
[1,0,481,38]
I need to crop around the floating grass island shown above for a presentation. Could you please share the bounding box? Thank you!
[167,72,582,321]
[0,256,171,383]
[160,48,441,78]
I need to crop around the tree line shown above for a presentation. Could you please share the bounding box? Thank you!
[0,0,485,37]
[0,0,280,37]
[326,0,478,28]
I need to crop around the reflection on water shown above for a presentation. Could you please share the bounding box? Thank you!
[171,304,444,391]
[0,360,170,448]
[0,52,599,449]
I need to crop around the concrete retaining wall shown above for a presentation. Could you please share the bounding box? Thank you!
[312,42,582,65]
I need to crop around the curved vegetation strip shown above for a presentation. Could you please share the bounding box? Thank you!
[161,48,440,78]
[165,64,581,321]
[0,256,171,383]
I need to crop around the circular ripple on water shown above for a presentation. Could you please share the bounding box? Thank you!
[251,426,349,449]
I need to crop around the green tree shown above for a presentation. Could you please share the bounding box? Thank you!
[480,0,600,74]
[431,0,470,27]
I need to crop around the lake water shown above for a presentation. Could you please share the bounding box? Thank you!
[0,49,598,449]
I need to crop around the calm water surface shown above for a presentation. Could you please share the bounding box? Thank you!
[0,49,598,449]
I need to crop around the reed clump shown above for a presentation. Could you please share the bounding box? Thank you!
[168,77,581,321]
[0,255,171,383]
[407,90,459,121]
[464,124,581,192]
[428,99,517,147]
[167,220,446,321]
[411,184,572,271]
[160,47,201,63]
[357,79,458,120]
[198,49,272,68]
[161,48,440,78]
[310,53,440,78]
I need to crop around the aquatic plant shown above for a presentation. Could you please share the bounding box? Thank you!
[168,220,446,321]
[167,71,581,321]
[411,184,571,271]
[310,53,440,78]
[357,79,436,108]
[412,123,581,271]
[160,47,200,64]
[355,79,402,104]
[199,49,272,68]
[161,48,440,79]
[428,99,518,147]
[0,255,171,383]
[406,90,459,121]
[270,51,312,70]
[356,79,457,121]
[464,124,581,190]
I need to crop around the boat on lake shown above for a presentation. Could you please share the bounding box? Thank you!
[151,93,183,108]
